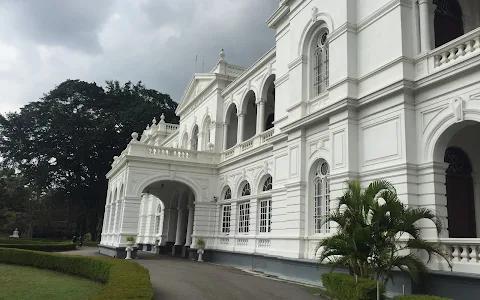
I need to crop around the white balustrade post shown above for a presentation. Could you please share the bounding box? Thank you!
[237,112,245,144]
[223,124,229,150]
[256,98,266,134]
[418,0,432,53]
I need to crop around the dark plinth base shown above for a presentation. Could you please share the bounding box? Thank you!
[182,246,190,258]
[188,248,213,262]
[98,244,138,259]
[165,242,174,254]
[172,244,183,256]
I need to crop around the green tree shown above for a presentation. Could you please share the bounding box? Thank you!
[0,79,178,239]
[317,180,452,286]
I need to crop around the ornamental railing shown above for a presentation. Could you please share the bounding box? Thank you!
[220,128,275,161]
[416,27,480,81]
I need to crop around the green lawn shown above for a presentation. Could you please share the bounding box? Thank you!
[0,264,103,300]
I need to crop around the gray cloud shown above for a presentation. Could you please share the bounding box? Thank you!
[0,0,278,114]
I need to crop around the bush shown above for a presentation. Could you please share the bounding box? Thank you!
[82,241,100,247]
[0,242,76,252]
[392,295,452,300]
[321,272,386,300]
[0,247,153,300]
[83,233,92,242]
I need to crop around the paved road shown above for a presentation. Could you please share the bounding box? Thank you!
[62,248,319,300]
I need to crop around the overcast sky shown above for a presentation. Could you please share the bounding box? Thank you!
[0,0,278,114]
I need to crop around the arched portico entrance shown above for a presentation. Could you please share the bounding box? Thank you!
[141,180,196,256]
[433,121,480,238]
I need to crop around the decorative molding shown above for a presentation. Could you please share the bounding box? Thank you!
[450,97,465,123]
[274,73,289,88]
[288,55,308,70]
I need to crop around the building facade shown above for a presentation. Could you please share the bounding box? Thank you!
[100,0,480,297]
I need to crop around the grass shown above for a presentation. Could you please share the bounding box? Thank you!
[0,263,103,300]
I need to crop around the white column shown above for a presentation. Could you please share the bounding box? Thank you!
[198,131,203,151]
[418,0,432,52]
[185,204,195,246]
[223,124,229,150]
[237,112,245,144]
[256,98,266,134]
[175,207,186,245]
[112,200,121,233]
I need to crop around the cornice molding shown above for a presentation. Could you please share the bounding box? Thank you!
[274,73,289,88]
[288,55,308,70]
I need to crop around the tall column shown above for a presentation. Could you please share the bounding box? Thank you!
[256,98,266,134]
[185,204,195,246]
[175,207,186,245]
[237,112,245,144]
[418,0,432,52]
[198,131,203,151]
[223,124,229,150]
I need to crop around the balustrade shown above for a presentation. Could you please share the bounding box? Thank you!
[220,128,275,161]
[258,239,271,248]
[417,28,480,80]
[237,239,248,247]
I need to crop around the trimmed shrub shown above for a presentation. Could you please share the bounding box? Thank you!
[321,272,386,300]
[0,247,153,300]
[392,295,452,300]
[82,241,100,247]
[0,242,76,252]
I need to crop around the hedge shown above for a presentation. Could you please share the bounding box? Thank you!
[321,272,386,300]
[0,242,76,252]
[392,295,452,300]
[0,247,153,300]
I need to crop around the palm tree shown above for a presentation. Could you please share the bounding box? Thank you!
[317,180,452,286]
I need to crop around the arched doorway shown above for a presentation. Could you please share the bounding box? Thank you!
[434,0,464,48]
[262,74,276,132]
[445,146,476,238]
[141,180,196,257]
[242,90,257,141]
[225,104,238,150]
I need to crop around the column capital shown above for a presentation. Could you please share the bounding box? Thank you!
[256,97,267,105]
[417,0,429,4]
[237,112,245,118]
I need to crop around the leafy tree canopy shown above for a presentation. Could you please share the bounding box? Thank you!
[0,80,178,237]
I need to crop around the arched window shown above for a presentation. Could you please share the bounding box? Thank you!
[313,29,329,97]
[313,161,330,234]
[444,146,476,238]
[191,125,199,151]
[241,182,251,197]
[262,176,273,192]
[224,187,232,200]
[434,0,464,48]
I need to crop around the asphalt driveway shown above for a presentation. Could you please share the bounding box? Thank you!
[62,247,319,300]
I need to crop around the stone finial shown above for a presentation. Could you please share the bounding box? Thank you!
[131,132,139,141]
[160,113,165,123]
[219,49,225,61]
[152,117,157,125]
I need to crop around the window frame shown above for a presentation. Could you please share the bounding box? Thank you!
[313,161,330,234]
[309,26,330,100]
[238,202,250,234]
[259,199,272,233]
[221,204,232,234]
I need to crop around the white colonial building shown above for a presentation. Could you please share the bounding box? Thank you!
[100,0,480,297]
